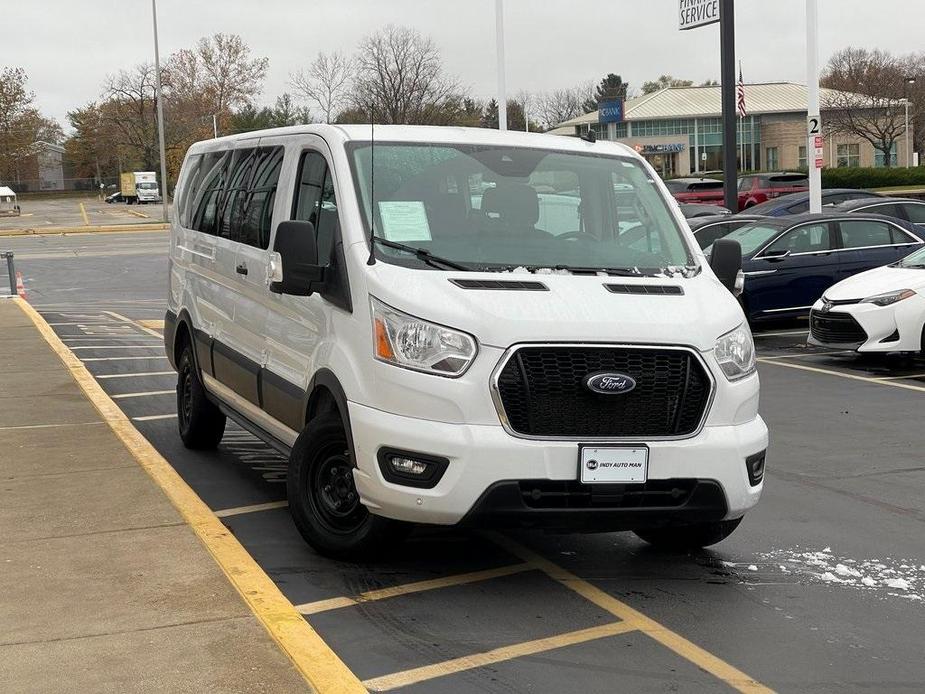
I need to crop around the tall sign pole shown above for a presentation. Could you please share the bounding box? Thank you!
[495,0,507,131]
[806,0,822,213]
[718,0,737,212]
[152,0,169,222]
[679,0,736,210]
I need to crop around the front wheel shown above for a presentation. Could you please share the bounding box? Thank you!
[287,414,409,560]
[634,518,743,550]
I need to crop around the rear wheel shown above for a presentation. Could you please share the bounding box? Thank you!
[176,342,225,449]
[287,414,409,560]
[634,518,743,550]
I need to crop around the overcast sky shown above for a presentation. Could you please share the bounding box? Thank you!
[6,0,924,129]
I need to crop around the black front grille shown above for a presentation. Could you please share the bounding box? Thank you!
[810,310,867,344]
[605,284,684,295]
[496,346,711,438]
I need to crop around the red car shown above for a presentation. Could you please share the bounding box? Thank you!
[663,177,725,205]
[737,172,808,211]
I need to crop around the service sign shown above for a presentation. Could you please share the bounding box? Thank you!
[679,0,720,30]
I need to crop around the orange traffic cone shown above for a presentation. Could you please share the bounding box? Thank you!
[15,272,26,299]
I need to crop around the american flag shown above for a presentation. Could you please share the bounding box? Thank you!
[736,63,747,118]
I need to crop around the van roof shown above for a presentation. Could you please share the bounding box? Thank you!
[188,123,640,158]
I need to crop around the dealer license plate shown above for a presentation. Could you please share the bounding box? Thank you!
[579,446,648,484]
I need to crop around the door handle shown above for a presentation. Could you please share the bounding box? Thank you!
[236,263,248,276]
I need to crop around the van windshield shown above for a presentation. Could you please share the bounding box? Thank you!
[347,142,695,275]
[137,182,158,190]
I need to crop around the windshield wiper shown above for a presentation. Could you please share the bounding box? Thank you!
[370,236,472,271]
[553,265,653,277]
[899,263,925,269]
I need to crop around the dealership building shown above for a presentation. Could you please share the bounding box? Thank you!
[551,82,912,177]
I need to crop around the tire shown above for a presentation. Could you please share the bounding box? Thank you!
[176,342,226,449]
[287,414,409,560]
[634,518,743,550]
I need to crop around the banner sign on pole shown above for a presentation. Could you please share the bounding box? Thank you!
[679,0,720,30]
[598,98,624,125]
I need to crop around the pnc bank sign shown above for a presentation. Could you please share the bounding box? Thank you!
[678,0,720,30]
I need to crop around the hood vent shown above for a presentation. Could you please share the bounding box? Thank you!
[450,279,549,291]
[605,284,684,296]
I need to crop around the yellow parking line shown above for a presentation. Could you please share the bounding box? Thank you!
[127,208,150,218]
[486,533,774,694]
[362,621,636,692]
[13,297,366,694]
[79,202,90,226]
[137,319,165,330]
[296,562,537,615]
[758,358,925,393]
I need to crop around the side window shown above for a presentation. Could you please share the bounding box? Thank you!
[863,203,904,219]
[218,148,256,241]
[766,223,833,255]
[787,200,810,214]
[189,151,229,236]
[839,220,893,249]
[889,225,915,244]
[738,177,752,192]
[293,151,339,262]
[238,146,284,249]
[904,204,925,224]
[177,153,203,228]
[696,223,729,249]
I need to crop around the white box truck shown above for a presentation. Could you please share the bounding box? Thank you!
[120,171,161,205]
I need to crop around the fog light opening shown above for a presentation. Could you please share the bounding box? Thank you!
[746,451,766,487]
[377,448,449,489]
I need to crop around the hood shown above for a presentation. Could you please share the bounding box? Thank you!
[357,248,743,351]
[824,265,925,301]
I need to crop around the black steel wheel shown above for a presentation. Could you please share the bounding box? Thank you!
[176,342,225,449]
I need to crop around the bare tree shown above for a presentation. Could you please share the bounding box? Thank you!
[194,33,269,115]
[0,67,62,184]
[821,47,910,166]
[101,64,161,170]
[291,51,353,123]
[534,83,593,130]
[351,25,462,124]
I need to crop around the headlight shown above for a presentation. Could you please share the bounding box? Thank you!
[860,289,915,307]
[371,297,477,377]
[714,323,756,381]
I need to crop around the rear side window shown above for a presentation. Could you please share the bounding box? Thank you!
[293,151,340,262]
[861,203,904,219]
[238,146,284,249]
[904,203,925,224]
[189,151,229,235]
[839,220,893,249]
[218,148,257,240]
[690,181,723,191]
[177,153,203,228]
[694,223,729,249]
[738,177,753,191]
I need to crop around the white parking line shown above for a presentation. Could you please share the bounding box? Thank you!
[758,358,925,393]
[759,350,851,360]
[70,345,165,350]
[112,390,175,399]
[754,329,809,337]
[97,371,174,379]
[214,501,290,518]
[132,413,178,421]
[81,356,169,362]
[875,373,925,381]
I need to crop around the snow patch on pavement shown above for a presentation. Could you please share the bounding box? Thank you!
[723,546,925,603]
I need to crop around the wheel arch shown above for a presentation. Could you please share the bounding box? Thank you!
[304,369,357,467]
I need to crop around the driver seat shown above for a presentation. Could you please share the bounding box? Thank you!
[481,183,540,233]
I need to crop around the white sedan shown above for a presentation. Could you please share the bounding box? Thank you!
[808,246,925,352]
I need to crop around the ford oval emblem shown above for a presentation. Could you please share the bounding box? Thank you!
[585,372,637,395]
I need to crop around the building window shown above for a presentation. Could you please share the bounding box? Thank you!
[613,122,627,138]
[874,143,897,167]
[837,143,860,168]
[798,146,807,169]
[766,147,779,171]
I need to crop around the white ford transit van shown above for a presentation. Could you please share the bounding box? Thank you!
[165,125,767,558]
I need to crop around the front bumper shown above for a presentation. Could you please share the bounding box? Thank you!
[808,295,925,352]
[349,401,767,527]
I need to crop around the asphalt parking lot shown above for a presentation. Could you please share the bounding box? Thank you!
[0,196,168,231]
[4,230,925,692]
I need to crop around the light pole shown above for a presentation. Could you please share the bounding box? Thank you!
[151,0,169,222]
[495,0,507,131]
[904,76,916,167]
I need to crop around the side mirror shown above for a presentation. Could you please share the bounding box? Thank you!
[270,220,326,296]
[710,238,743,296]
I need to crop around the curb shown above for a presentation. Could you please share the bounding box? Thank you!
[13,297,366,694]
[0,223,169,236]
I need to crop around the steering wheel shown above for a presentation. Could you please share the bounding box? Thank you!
[555,231,596,241]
